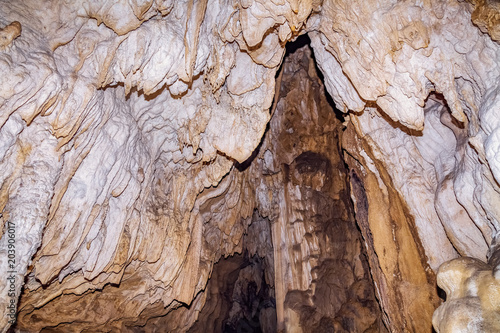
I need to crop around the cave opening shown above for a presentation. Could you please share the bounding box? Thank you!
[189,35,385,333]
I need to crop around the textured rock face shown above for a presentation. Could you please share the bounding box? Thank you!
[242,44,384,332]
[432,255,500,333]
[2,0,500,332]
[0,0,302,331]
[307,1,500,331]
[310,0,499,266]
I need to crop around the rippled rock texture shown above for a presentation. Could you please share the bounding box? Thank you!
[235,43,384,333]
[2,0,500,332]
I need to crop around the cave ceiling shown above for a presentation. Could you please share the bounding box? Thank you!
[1,0,500,332]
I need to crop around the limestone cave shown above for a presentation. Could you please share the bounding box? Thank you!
[1,1,500,332]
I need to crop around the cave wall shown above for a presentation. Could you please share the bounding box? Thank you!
[184,42,384,333]
[0,0,291,331]
[307,1,500,330]
[309,0,500,266]
[1,0,500,332]
[255,45,383,333]
[241,44,383,332]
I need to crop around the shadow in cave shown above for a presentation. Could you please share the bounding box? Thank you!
[188,248,276,333]
[236,34,344,172]
[284,34,346,123]
[190,33,387,333]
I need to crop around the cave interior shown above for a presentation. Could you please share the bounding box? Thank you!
[1,1,500,332]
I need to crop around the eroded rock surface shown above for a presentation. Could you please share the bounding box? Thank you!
[242,44,384,333]
[0,0,312,331]
[433,255,500,333]
[307,1,500,331]
[1,0,500,332]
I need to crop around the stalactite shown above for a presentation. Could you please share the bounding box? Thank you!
[1,0,500,332]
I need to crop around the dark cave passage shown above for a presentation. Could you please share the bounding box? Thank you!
[188,212,276,333]
[189,36,385,333]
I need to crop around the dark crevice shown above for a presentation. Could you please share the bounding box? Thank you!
[190,33,384,333]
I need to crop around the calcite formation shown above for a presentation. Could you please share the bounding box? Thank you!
[0,21,21,50]
[432,255,500,332]
[240,45,383,332]
[1,0,500,332]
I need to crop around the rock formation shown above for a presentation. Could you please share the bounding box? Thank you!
[0,0,500,332]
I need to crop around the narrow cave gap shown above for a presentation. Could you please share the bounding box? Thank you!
[236,33,346,173]
[189,35,385,333]
[297,37,346,125]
